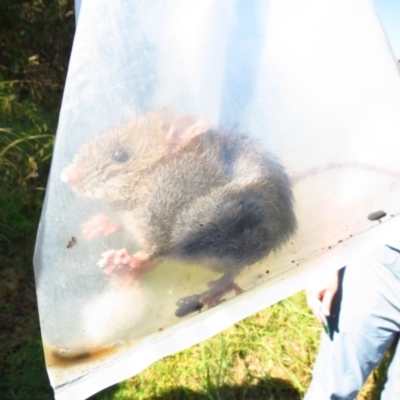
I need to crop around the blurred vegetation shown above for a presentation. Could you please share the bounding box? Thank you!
[0,0,75,107]
[0,0,74,246]
[0,1,75,398]
[0,1,388,399]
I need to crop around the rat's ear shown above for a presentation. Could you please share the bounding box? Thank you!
[166,115,212,151]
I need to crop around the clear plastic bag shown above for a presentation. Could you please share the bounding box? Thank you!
[33,0,400,399]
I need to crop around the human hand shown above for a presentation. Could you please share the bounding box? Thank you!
[306,270,339,324]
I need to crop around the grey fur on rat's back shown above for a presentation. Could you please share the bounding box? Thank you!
[65,111,297,277]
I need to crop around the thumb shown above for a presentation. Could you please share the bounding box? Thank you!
[321,289,335,316]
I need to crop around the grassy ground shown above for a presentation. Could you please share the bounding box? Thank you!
[93,293,318,400]
[0,83,388,400]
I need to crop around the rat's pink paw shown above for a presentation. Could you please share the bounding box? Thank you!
[97,249,151,274]
[82,215,120,240]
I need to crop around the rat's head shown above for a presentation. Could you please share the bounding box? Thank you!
[61,111,172,203]
[61,110,212,204]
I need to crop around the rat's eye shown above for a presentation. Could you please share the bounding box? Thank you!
[111,149,130,163]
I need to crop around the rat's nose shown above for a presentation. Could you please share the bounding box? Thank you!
[60,164,83,184]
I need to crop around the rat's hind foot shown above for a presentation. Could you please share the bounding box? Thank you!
[82,215,120,240]
[201,281,243,307]
[175,277,243,317]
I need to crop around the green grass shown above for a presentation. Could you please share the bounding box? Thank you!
[0,80,388,400]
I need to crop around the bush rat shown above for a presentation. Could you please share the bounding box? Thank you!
[61,110,297,314]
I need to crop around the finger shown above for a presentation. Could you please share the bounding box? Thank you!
[305,290,323,323]
[321,289,335,316]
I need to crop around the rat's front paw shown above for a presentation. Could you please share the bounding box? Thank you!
[97,249,154,274]
[82,215,121,240]
[97,249,145,274]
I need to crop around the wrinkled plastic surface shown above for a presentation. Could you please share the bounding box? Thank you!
[33,0,400,399]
